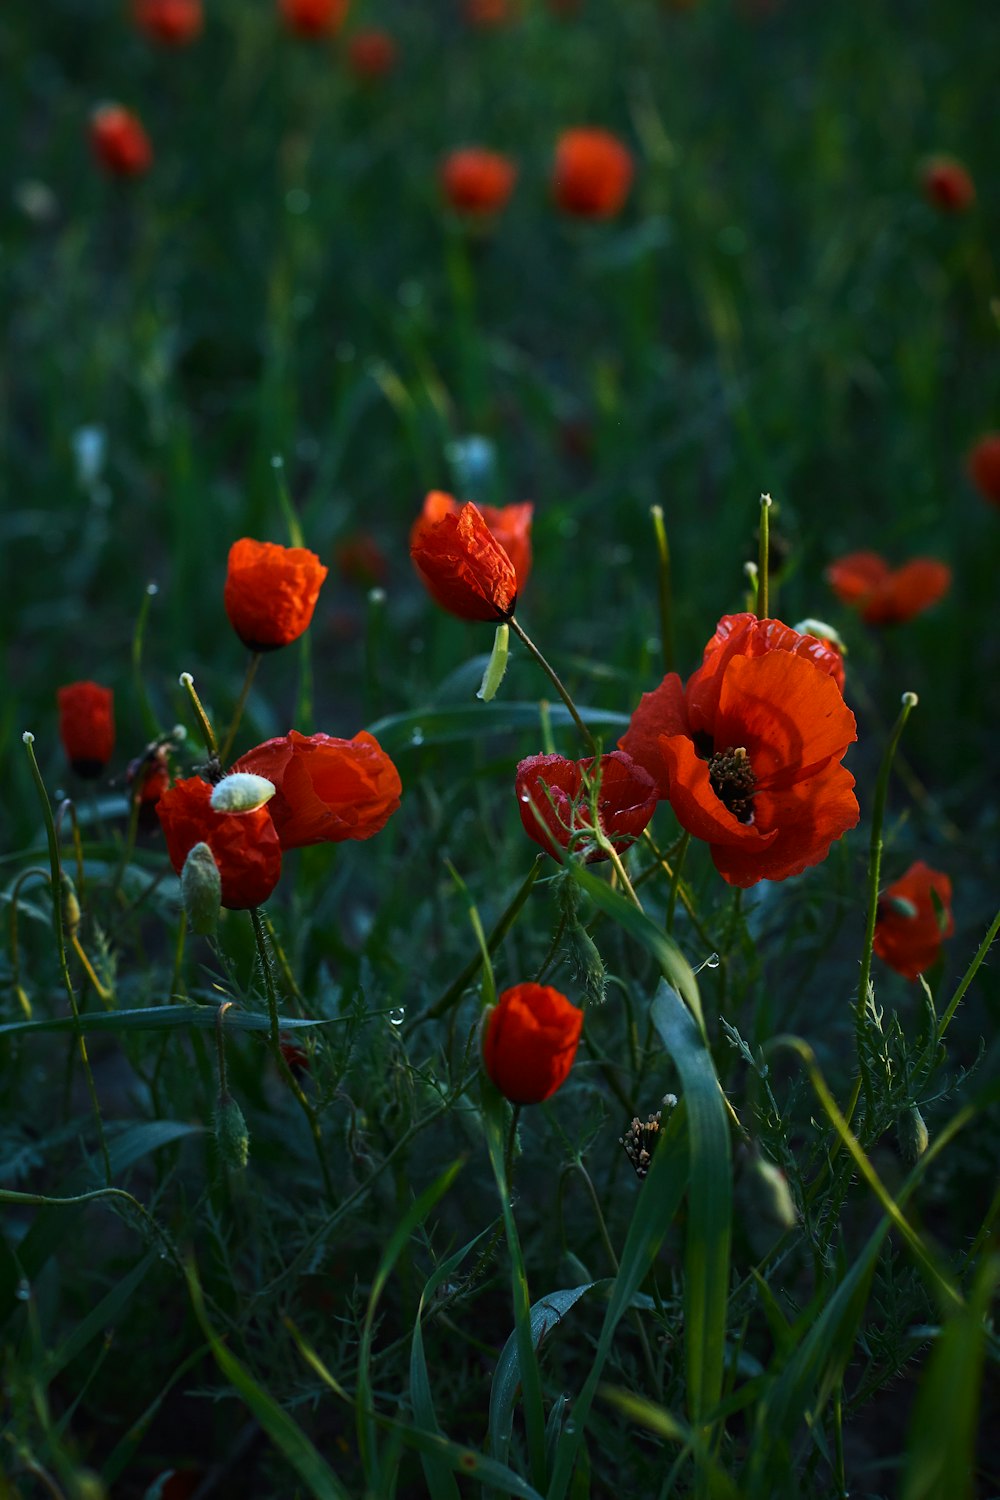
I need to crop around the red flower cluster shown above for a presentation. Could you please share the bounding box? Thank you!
[620,614,858,887]
[967,434,1000,509]
[553,128,633,219]
[224,538,328,651]
[921,156,975,213]
[347,29,397,79]
[410,493,519,622]
[279,0,348,36]
[233,730,401,849]
[133,0,203,45]
[441,149,518,217]
[58,682,115,778]
[482,984,583,1104]
[90,106,153,177]
[515,751,657,863]
[825,552,951,626]
[874,862,954,979]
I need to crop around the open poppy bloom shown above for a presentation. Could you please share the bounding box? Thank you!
[874,861,954,979]
[967,433,1000,508]
[346,29,397,79]
[58,682,115,777]
[279,0,348,36]
[553,128,634,219]
[232,730,401,849]
[158,777,282,909]
[133,0,203,44]
[620,614,858,887]
[515,751,657,863]
[921,156,975,213]
[825,551,951,626]
[440,149,518,217]
[412,491,531,593]
[410,495,518,622]
[89,105,153,177]
[224,538,328,651]
[482,983,583,1104]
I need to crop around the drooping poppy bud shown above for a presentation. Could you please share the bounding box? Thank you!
[346,29,397,79]
[223,537,328,652]
[232,729,402,849]
[215,1093,250,1169]
[58,682,115,778]
[515,751,657,863]
[482,983,583,1104]
[158,777,282,909]
[440,149,518,217]
[181,841,222,935]
[409,494,518,621]
[825,551,951,626]
[967,433,1000,509]
[897,1104,930,1164]
[873,861,953,980]
[920,155,975,213]
[279,0,348,37]
[89,105,153,177]
[412,491,532,593]
[552,128,634,219]
[133,0,203,45]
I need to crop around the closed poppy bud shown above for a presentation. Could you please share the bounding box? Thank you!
[58,681,114,777]
[967,433,1000,508]
[516,751,657,863]
[873,861,953,980]
[825,551,951,626]
[921,155,975,213]
[279,0,348,37]
[133,0,203,45]
[232,729,402,849]
[411,490,532,592]
[89,105,153,177]
[158,777,282,909]
[553,128,634,219]
[897,1104,929,1164]
[347,29,397,79]
[482,983,583,1104]
[181,841,222,935]
[440,149,518,217]
[410,493,518,621]
[224,537,328,652]
[215,1093,250,1170]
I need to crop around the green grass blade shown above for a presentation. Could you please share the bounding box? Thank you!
[365,703,630,753]
[598,1387,739,1500]
[0,1004,357,1040]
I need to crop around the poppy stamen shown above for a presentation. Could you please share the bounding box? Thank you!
[708,745,756,823]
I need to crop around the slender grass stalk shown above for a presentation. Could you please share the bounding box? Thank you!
[757,492,772,619]
[509,616,596,754]
[419,857,543,1023]
[22,733,110,1184]
[132,581,161,739]
[650,505,675,673]
[218,651,261,766]
[179,672,218,760]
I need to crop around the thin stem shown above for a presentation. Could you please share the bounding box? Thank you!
[665,830,690,934]
[215,1001,232,1097]
[573,1159,660,1396]
[22,733,110,1183]
[71,933,113,1006]
[179,673,218,760]
[509,615,596,754]
[650,505,675,673]
[218,652,261,766]
[249,907,335,1205]
[757,493,772,618]
[937,902,1000,1042]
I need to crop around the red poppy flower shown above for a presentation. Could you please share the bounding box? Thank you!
[440,149,518,217]
[921,156,975,213]
[232,730,402,849]
[967,434,1000,509]
[128,747,171,806]
[224,537,328,651]
[58,682,115,777]
[874,861,954,980]
[158,777,282,909]
[279,0,348,37]
[515,751,657,863]
[346,29,397,79]
[412,490,531,593]
[553,128,634,219]
[620,615,858,887]
[482,983,583,1104]
[825,552,951,626]
[133,0,203,44]
[410,493,518,622]
[89,106,153,177]
[335,532,389,588]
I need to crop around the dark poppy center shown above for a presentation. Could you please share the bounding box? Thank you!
[708,745,756,823]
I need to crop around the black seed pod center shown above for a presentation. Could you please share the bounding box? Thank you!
[708,745,756,823]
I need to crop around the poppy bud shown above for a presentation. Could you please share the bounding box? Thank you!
[481,983,583,1105]
[133,0,203,45]
[410,494,518,622]
[215,1093,250,1170]
[921,155,975,213]
[279,0,348,37]
[552,128,634,220]
[515,751,657,863]
[181,842,222,935]
[440,149,518,217]
[58,681,115,778]
[158,778,282,910]
[89,105,153,178]
[897,1105,930,1164]
[346,29,397,79]
[223,537,328,652]
[211,773,276,815]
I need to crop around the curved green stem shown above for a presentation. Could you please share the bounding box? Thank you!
[219,651,261,766]
[509,616,596,754]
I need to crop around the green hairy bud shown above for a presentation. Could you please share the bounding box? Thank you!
[181,841,222,935]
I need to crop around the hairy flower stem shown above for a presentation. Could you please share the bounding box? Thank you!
[757,492,772,618]
[650,504,675,673]
[218,651,261,766]
[853,692,918,1122]
[509,615,597,754]
[249,907,335,1205]
[936,902,1000,1042]
[22,733,111,1184]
